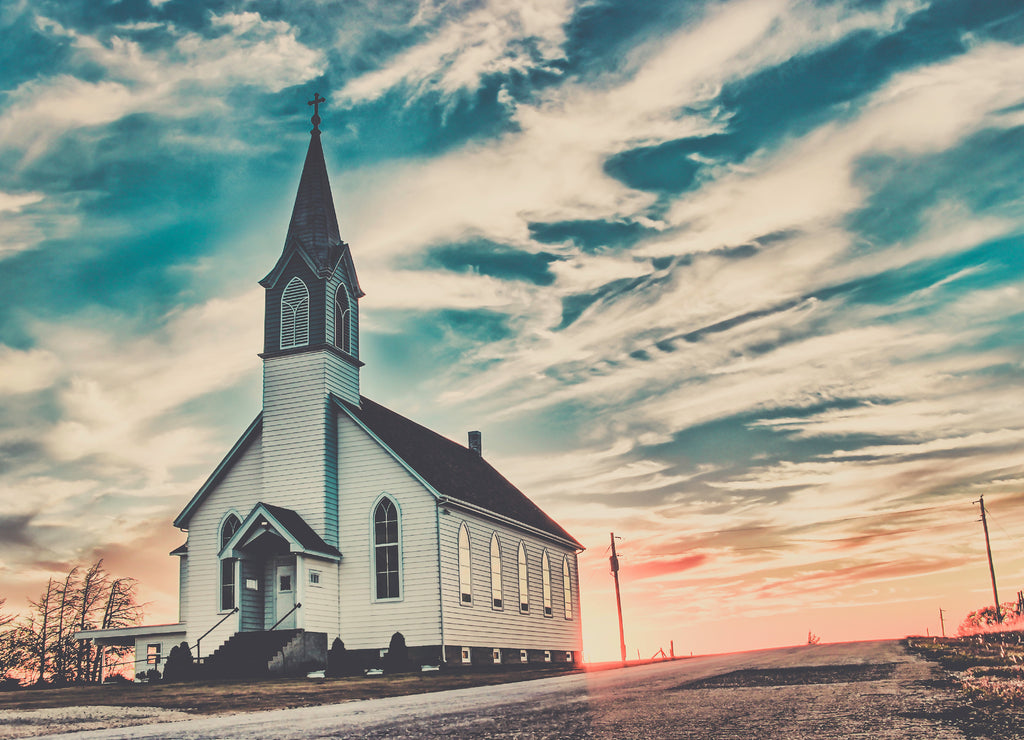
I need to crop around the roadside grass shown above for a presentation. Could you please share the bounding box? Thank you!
[906,633,1024,739]
[0,666,581,716]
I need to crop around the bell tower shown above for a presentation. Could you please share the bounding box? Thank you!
[257,95,363,544]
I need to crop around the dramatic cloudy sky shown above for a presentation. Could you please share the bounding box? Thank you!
[2,0,1024,661]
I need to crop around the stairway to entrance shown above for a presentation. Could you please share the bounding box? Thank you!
[205,629,304,679]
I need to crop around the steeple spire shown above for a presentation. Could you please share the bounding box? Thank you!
[282,93,342,273]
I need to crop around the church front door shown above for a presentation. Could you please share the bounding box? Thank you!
[275,561,296,629]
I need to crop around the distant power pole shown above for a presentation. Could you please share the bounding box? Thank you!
[610,533,627,663]
[975,494,1002,623]
[938,608,946,638]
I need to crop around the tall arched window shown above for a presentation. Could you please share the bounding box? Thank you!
[562,555,573,620]
[517,542,529,614]
[490,533,502,610]
[220,514,240,611]
[280,277,309,349]
[220,515,241,550]
[458,523,472,605]
[335,284,352,354]
[541,550,552,617]
[373,497,400,599]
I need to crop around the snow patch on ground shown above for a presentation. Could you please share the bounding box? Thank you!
[0,705,193,738]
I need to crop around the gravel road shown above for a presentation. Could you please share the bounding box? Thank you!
[9,640,968,739]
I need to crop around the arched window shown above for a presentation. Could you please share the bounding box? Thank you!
[517,542,529,614]
[280,277,309,349]
[221,515,240,551]
[335,284,352,354]
[220,515,240,611]
[458,523,472,605]
[373,497,400,599]
[541,550,552,617]
[490,533,502,610]
[562,555,573,620]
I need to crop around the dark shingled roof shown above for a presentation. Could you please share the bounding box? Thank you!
[339,396,582,549]
[260,502,341,557]
[284,130,342,273]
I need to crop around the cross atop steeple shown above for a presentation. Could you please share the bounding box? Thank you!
[308,92,326,133]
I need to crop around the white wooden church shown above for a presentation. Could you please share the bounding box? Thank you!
[79,100,583,676]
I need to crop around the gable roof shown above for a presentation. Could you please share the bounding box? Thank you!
[337,396,583,550]
[222,502,341,560]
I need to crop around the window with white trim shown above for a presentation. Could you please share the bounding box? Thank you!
[461,647,471,663]
[544,650,551,663]
[517,542,529,614]
[280,277,309,349]
[373,498,400,599]
[490,533,502,609]
[520,649,528,663]
[335,284,352,353]
[492,648,501,664]
[220,558,235,611]
[147,644,161,667]
[309,569,322,587]
[458,522,472,605]
[562,555,573,620]
[541,550,552,617]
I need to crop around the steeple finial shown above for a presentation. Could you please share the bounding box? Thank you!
[308,92,326,133]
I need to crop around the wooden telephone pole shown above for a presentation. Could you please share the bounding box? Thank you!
[610,533,627,663]
[975,494,1002,622]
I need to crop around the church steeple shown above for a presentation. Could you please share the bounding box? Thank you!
[259,94,364,365]
[282,95,343,274]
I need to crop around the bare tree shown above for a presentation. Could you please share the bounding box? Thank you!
[51,567,80,684]
[74,560,109,681]
[26,579,57,684]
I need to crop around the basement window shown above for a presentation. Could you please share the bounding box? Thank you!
[461,647,471,664]
[544,650,551,663]
[520,649,528,663]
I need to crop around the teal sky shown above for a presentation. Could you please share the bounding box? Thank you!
[2,0,1024,659]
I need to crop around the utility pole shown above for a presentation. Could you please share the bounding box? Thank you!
[610,532,626,663]
[938,608,945,638]
[975,494,1002,622]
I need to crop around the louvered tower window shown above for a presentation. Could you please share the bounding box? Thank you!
[541,550,552,617]
[373,498,400,599]
[562,555,573,620]
[280,277,309,349]
[458,523,472,605]
[490,533,502,609]
[517,541,529,613]
[335,284,352,354]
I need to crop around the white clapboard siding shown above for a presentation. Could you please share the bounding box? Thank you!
[262,353,330,534]
[262,350,359,537]
[178,555,188,625]
[184,431,263,657]
[298,556,340,636]
[439,512,583,652]
[335,412,442,650]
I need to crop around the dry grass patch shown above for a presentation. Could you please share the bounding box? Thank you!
[0,667,580,717]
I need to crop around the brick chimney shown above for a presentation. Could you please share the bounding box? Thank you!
[468,430,482,455]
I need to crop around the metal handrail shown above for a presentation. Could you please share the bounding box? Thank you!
[269,602,301,631]
[194,606,238,659]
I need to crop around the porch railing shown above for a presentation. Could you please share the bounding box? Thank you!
[269,602,302,632]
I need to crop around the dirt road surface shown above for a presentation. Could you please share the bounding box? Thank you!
[11,640,970,739]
